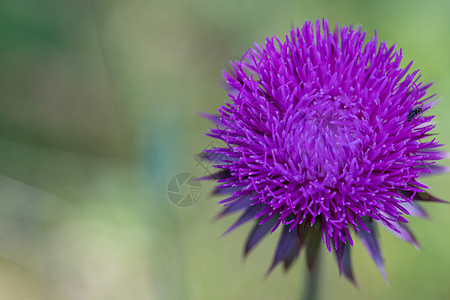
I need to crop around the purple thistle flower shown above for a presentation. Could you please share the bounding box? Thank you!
[200,19,448,284]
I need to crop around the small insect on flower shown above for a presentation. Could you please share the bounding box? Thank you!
[199,19,448,285]
[407,107,423,122]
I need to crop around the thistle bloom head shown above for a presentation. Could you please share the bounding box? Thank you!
[200,19,447,283]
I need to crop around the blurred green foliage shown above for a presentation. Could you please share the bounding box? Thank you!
[0,0,448,299]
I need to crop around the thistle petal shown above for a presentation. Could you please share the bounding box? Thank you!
[399,201,429,219]
[417,165,450,177]
[377,220,420,249]
[222,204,264,236]
[198,151,230,163]
[398,189,448,203]
[342,243,357,286]
[334,241,357,286]
[244,217,278,256]
[212,186,241,195]
[198,112,222,124]
[357,218,388,283]
[283,227,308,271]
[268,225,299,274]
[216,194,252,219]
[196,170,231,181]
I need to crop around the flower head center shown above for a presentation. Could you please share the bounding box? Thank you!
[282,99,363,184]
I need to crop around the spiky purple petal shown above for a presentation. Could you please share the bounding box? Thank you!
[268,226,300,273]
[244,217,278,256]
[334,241,357,285]
[377,219,420,249]
[357,218,387,282]
[222,204,264,236]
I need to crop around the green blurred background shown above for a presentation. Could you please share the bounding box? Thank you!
[0,0,449,299]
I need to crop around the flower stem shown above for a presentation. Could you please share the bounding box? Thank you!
[301,249,321,300]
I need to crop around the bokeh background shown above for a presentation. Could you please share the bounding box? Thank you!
[0,0,449,299]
